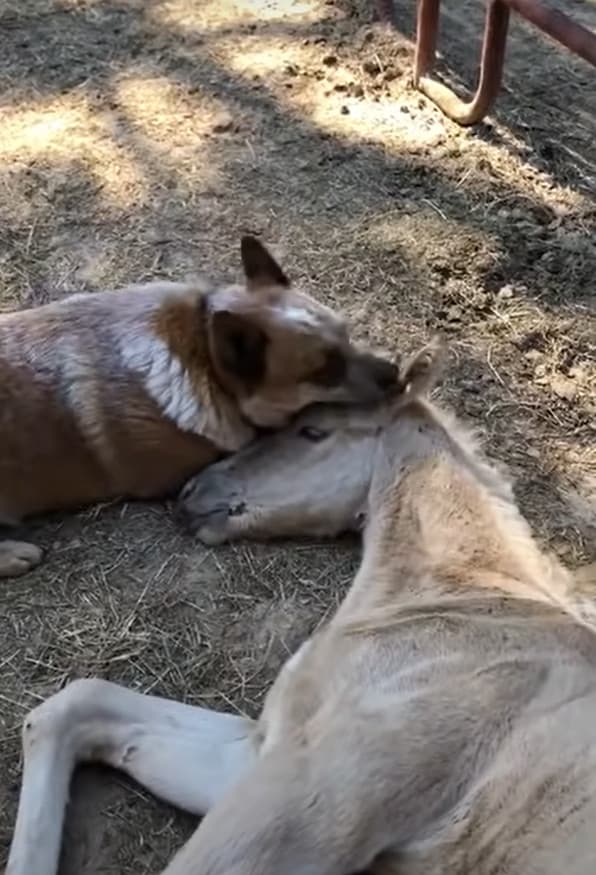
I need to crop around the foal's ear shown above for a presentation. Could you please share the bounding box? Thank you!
[398,336,446,396]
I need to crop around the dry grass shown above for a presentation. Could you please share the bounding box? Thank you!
[0,0,595,872]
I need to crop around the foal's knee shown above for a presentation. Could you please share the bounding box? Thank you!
[22,678,109,752]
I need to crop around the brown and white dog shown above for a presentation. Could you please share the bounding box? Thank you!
[0,236,397,578]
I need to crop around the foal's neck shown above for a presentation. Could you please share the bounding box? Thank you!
[336,401,572,624]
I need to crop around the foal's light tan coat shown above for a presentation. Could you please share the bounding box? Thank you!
[7,342,596,875]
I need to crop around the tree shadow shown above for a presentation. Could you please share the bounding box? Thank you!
[383,0,596,192]
[1,0,594,313]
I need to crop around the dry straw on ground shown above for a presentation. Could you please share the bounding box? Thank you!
[0,1,594,872]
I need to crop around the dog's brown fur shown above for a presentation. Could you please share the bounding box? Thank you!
[0,236,396,577]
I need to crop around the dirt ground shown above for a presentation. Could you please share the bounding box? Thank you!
[0,0,595,871]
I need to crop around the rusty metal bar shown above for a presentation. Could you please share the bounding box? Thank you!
[378,0,596,125]
[415,0,510,125]
[505,0,596,67]
[414,0,440,78]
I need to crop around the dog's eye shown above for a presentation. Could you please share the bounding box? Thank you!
[298,426,329,443]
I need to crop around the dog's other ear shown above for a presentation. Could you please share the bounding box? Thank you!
[240,236,290,292]
[211,310,268,388]
[399,336,447,397]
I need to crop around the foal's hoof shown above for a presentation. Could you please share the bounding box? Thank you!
[0,541,43,578]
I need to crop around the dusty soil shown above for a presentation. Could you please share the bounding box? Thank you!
[0,0,595,871]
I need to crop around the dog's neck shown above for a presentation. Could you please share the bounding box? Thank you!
[121,289,257,453]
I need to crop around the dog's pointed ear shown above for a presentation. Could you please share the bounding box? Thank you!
[210,310,268,388]
[240,236,290,292]
[398,336,447,397]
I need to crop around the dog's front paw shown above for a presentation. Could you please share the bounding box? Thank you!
[0,540,43,578]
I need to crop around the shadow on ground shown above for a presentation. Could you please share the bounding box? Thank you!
[0,1,594,872]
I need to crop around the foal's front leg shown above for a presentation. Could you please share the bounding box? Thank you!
[6,678,256,875]
[160,737,396,875]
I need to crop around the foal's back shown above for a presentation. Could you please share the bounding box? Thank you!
[385,599,596,874]
[258,576,596,871]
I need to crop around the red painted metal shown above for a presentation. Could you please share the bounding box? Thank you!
[506,0,596,67]
[415,0,510,125]
[375,0,596,125]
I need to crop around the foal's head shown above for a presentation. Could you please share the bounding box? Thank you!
[175,340,446,544]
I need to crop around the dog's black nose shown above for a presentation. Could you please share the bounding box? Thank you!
[373,358,399,391]
[359,354,398,391]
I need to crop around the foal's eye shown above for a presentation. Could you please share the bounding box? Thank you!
[298,426,330,443]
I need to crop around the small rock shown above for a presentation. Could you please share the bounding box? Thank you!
[473,291,491,310]
[524,349,543,363]
[362,58,381,76]
[352,83,364,98]
[322,53,338,66]
[445,305,463,322]
[568,363,588,383]
[212,114,234,133]
[550,375,577,401]
[460,379,480,395]
[525,447,541,460]
[497,284,514,299]
[463,397,483,414]
[340,105,350,115]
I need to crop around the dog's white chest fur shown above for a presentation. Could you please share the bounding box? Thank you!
[121,334,201,433]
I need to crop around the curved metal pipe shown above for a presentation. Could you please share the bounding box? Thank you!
[383,0,596,126]
[415,0,510,126]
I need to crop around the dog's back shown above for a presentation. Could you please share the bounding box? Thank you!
[0,283,221,522]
